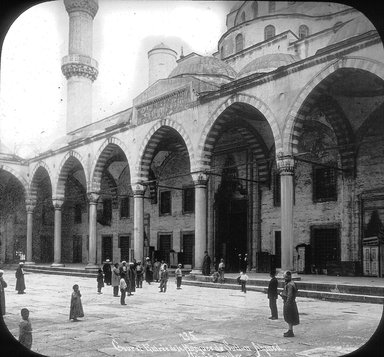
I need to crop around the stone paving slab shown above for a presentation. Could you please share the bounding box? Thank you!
[1,269,383,357]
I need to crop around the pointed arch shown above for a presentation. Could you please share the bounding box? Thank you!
[29,162,52,201]
[89,137,131,193]
[195,93,281,174]
[0,164,28,193]
[133,118,195,183]
[54,150,87,199]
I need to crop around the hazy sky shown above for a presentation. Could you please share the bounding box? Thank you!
[0,0,239,157]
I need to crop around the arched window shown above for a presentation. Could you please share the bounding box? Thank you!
[241,12,246,23]
[264,25,275,40]
[299,25,309,39]
[235,33,244,52]
[269,1,276,13]
[252,2,258,18]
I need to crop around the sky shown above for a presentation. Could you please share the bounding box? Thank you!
[0,0,240,157]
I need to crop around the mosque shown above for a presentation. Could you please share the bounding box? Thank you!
[0,1,384,277]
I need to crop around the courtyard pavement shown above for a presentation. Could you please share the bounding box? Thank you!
[1,269,383,357]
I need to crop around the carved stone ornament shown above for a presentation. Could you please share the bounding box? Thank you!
[192,172,209,186]
[25,198,37,213]
[136,86,191,125]
[276,153,295,175]
[87,192,100,204]
[62,62,98,82]
[133,184,146,196]
[52,198,65,210]
[64,0,99,18]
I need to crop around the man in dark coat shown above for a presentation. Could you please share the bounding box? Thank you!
[202,251,211,276]
[267,270,278,320]
[280,271,299,337]
[15,262,26,294]
[102,259,112,285]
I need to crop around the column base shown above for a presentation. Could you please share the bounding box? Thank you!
[85,263,99,272]
[276,269,301,281]
[51,263,65,267]
[23,261,35,265]
[189,269,203,275]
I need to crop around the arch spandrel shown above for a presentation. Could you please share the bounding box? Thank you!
[133,118,195,184]
[54,150,87,199]
[0,164,28,193]
[89,137,132,193]
[195,93,282,173]
[282,56,384,155]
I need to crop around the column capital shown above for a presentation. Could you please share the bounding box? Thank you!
[87,192,100,204]
[192,172,209,186]
[64,0,99,18]
[276,153,295,175]
[132,183,146,197]
[25,198,36,213]
[52,198,65,210]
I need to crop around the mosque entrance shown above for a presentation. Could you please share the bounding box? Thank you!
[214,156,248,273]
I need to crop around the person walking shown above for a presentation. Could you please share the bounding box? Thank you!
[239,271,248,293]
[103,259,112,285]
[97,268,104,294]
[136,261,144,288]
[15,262,26,294]
[153,259,161,282]
[127,262,136,296]
[218,258,225,283]
[202,251,211,276]
[159,264,169,293]
[69,284,84,322]
[145,257,153,284]
[112,263,120,297]
[267,270,278,320]
[19,308,32,350]
[280,271,299,337]
[175,264,183,289]
[120,273,127,305]
[0,270,8,315]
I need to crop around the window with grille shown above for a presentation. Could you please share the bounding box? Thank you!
[160,191,171,215]
[273,172,280,206]
[74,203,82,223]
[269,1,276,13]
[120,196,129,218]
[235,33,244,52]
[183,186,195,213]
[313,166,337,202]
[299,25,309,39]
[264,25,275,40]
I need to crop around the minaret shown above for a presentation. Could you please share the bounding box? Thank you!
[61,0,99,134]
[147,43,177,87]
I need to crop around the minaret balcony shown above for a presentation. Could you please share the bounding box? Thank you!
[61,54,99,81]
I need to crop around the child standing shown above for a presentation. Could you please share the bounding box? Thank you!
[218,258,225,283]
[69,284,84,322]
[120,273,127,305]
[267,270,278,320]
[175,264,183,289]
[159,264,169,293]
[19,308,32,350]
[239,271,249,293]
[97,268,104,294]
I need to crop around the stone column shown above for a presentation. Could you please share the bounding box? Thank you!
[191,172,208,273]
[86,192,99,271]
[52,198,65,267]
[133,184,146,262]
[25,199,36,265]
[277,155,295,272]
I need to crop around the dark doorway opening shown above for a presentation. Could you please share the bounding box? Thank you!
[182,233,194,267]
[102,235,113,262]
[311,227,340,271]
[274,231,281,269]
[215,156,248,272]
[119,235,130,262]
[159,234,172,264]
[73,235,82,263]
[40,236,53,263]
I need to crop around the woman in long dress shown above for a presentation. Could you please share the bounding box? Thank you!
[153,259,161,282]
[280,271,299,337]
[15,262,26,294]
[0,270,7,315]
[69,284,84,321]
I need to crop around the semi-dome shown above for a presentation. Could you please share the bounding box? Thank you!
[168,56,237,80]
[327,15,377,46]
[237,53,300,78]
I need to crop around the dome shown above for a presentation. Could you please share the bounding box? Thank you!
[149,42,176,54]
[168,56,237,80]
[327,15,377,46]
[237,53,300,78]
